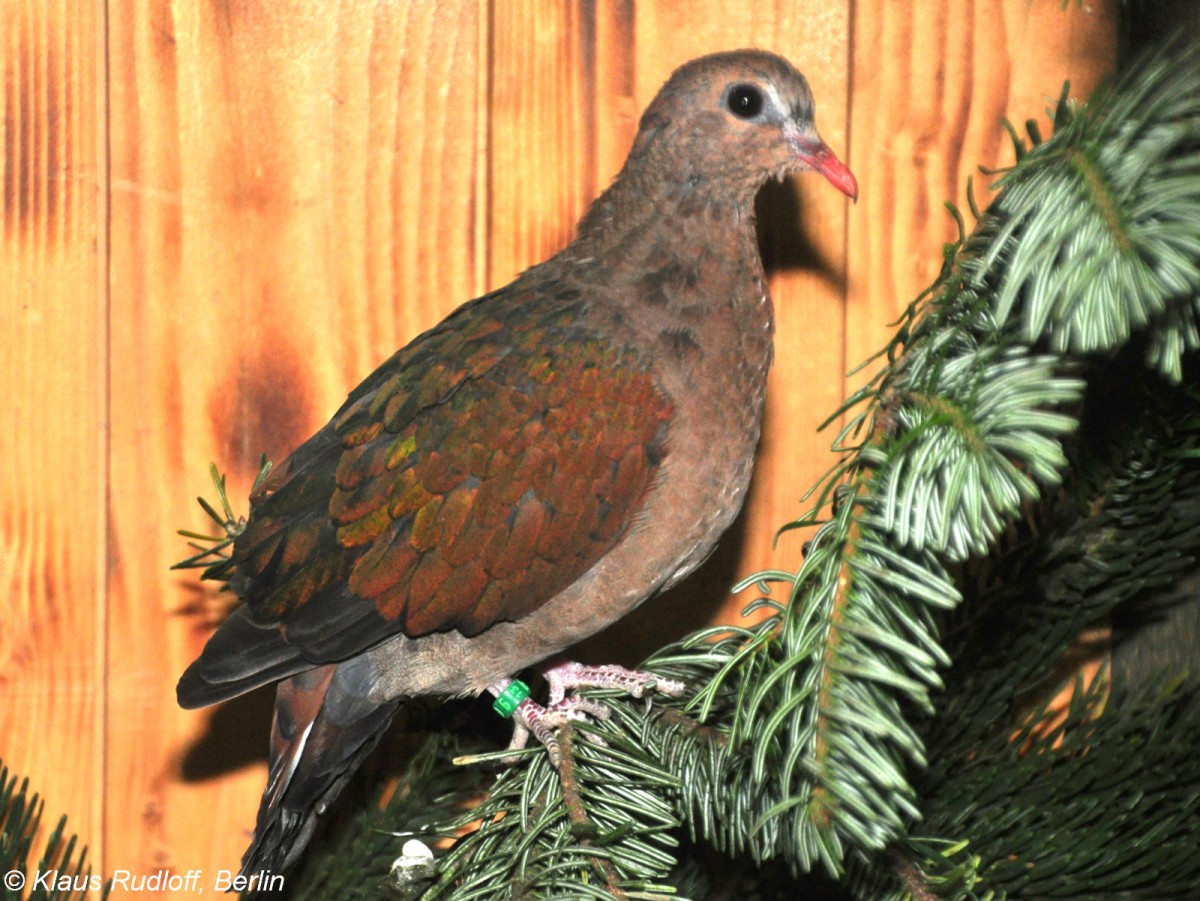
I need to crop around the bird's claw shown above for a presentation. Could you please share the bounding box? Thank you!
[491,661,686,766]
[542,660,686,705]
[505,694,612,765]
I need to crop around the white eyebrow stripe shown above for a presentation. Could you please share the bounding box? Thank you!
[763,82,785,114]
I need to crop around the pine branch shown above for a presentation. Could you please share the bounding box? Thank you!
[926,360,1200,765]
[172,456,272,586]
[981,44,1200,379]
[874,359,1200,900]
[909,674,1200,900]
[717,42,1200,878]
[429,704,682,899]
[0,759,105,900]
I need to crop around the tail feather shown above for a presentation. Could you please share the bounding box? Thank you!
[239,661,402,875]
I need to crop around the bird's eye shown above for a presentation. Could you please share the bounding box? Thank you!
[726,84,764,119]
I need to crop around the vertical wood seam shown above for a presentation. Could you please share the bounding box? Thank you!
[841,0,858,410]
[480,0,494,294]
[578,0,598,209]
[97,0,110,876]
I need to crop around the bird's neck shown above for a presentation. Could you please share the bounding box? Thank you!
[561,167,776,384]
[568,167,768,298]
[573,159,758,253]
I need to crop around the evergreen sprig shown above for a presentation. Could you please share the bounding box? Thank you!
[925,362,1200,765]
[906,672,1200,901]
[173,455,272,586]
[733,41,1200,877]
[886,361,1200,901]
[432,712,681,899]
[981,46,1200,379]
[0,760,104,901]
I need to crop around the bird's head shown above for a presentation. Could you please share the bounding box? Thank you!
[628,49,857,205]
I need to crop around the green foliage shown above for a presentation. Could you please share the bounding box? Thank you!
[173,455,272,586]
[0,760,104,901]
[432,712,681,899]
[747,42,1200,883]
[888,363,1200,901]
[982,57,1200,379]
[908,674,1200,901]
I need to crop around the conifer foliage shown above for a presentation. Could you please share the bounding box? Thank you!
[0,760,103,901]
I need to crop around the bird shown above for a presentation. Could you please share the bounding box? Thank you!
[177,48,857,876]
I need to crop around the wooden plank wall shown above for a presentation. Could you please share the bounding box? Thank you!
[2,0,107,875]
[1,1,1118,894]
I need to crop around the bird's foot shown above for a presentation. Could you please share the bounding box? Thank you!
[541,660,687,705]
[488,661,686,766]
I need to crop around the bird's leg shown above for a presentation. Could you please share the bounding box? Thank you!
[487,661,686,766]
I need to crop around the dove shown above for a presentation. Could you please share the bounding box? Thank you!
[178,48,857,875]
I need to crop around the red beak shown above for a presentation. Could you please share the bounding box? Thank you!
[797,138,858,202]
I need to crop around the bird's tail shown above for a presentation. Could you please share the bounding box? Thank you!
[239,661,401,877]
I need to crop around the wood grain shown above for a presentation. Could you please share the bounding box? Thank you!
[0,1,1122,893]
[106,0,483,880]
[486,0,598,289]
[0,0,105,867]
[845,0,1120,383]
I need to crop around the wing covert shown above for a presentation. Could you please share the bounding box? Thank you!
[229,296,672,662]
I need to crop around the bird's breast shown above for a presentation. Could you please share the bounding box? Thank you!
[659,335,772,586]
[628,260,775,590]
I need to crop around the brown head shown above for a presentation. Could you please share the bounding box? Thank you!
[625,49,857,207]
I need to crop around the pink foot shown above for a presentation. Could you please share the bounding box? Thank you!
[487,660,686,765]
